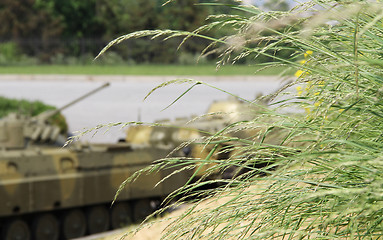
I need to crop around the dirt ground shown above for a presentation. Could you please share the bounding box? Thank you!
[78,205,188,240]
[83,190,240,240]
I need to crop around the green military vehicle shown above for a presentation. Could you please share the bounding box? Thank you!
[124,93,295,180]
[0,83,190,240]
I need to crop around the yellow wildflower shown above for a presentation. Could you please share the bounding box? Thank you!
[295,51,313,78]
[295,70,305,77]
[317,80,324,87]
[304,50,313,58]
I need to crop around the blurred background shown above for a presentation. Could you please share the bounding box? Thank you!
[0,0,293,143]
[0,0,292,66]
[0,2,295,238]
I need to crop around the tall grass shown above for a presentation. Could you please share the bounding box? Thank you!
[98,0,383,239]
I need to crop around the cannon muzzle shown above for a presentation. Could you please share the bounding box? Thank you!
[34,82,110,122]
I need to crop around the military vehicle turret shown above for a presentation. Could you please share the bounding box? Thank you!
[0,83,191,240]
[124,93,292,180]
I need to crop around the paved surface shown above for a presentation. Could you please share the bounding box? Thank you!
[0,75,289,143]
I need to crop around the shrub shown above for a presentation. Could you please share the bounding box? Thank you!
[0,42,21,65]
[0,97,68,134]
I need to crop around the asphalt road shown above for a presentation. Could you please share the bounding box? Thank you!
[0,75,289,143]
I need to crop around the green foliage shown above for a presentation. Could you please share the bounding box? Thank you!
[96,0,383,239]
[0,0,63,39]
[0,42,20,63]
[0,0,63,62]
[0,97,52,117]
[0,0,251,64]
[0,97,68,133]
[93,0,213,63]
[34,0,101,38]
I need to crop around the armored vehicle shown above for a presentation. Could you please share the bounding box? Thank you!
[0,83,190,240]
[124,94,292,180]
[125,95,274,148]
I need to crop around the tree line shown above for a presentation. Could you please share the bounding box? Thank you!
[0,0,239,64]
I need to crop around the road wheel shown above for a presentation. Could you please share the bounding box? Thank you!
[33,213,59,240]
[110,202,132,229]
[2,218,31,240]
[86,205,110,234]
[133,199,153,222]
[61,209,86,239]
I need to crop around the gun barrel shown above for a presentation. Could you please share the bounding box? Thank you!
[57,82,110,112]
[36,82,110,121]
